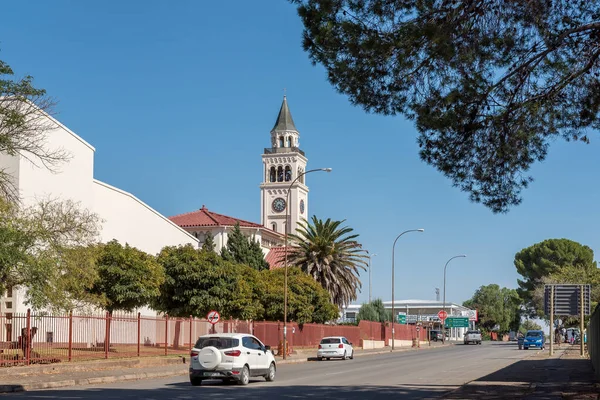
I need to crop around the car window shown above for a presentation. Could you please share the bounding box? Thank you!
[527,331,542,337]
[320,338,341,344]
[194,337,239,349]
[342,338,350,345]
[243,336,262,350]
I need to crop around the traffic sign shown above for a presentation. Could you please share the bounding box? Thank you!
[207,310,220,325]
[437,310,448,321]
[397,314,407,324]
[444,316,469,328]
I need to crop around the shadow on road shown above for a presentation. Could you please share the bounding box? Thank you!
[443,356,598,399]
[11,383,459,399]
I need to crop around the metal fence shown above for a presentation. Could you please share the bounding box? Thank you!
[0,310,224,366]
[588,304,600,379]
[0,310,429,367]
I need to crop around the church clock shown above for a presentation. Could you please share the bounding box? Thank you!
[272,197,286,213]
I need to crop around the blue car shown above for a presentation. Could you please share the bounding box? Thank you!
[523,330,545,350]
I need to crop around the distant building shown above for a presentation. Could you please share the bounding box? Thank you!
[341,299,478,341]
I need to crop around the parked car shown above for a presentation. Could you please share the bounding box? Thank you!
[317,336,354,361]
[463,330,482,345]
[522,330,545,350]
[189,333,276,386]
[429,330,444,342]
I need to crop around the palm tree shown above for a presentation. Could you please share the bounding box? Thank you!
[286,216,368,309]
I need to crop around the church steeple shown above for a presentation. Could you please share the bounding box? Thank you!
[271,96,297,133]
[261,95,309,236]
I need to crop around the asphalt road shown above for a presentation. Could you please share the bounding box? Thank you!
[9,342,534,399]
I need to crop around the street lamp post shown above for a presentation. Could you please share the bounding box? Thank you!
[283,167,332,360]
[442,255,467,343]
[368,253,377,304]
[391,229,424,351]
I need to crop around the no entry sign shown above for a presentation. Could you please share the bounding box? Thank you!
[207,310,220,325]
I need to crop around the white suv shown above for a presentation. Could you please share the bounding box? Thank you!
[189,333,276,386]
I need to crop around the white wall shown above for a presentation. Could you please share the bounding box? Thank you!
[93,180,197,256]
[17,118,95,208]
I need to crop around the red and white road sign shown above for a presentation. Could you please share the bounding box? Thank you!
[207,310,220,325]
[437,310,448,321]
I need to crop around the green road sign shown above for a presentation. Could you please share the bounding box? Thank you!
[444,317,469,328]
[397,314,406,324]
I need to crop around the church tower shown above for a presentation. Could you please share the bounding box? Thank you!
[260,96,308,235]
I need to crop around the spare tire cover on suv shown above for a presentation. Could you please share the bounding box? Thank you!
[198,346,222,370]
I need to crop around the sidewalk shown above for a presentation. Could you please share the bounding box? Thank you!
[443,343,599,399]
[0,342,442,393]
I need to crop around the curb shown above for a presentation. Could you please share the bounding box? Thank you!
[0,345,447,392]
[0,369,189,393]
[277,343,446,365]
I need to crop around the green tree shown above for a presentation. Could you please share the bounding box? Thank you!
[356,303,378,323]
[0,198,100,311]
[1,59,69,203]
[260,267,339,324]
[356,298,391,323]
[287,216,368,309]
[89,240,164,314]
[202,232,216,253]
[514,239,598,316]
[520,319,543,335]
[155,244,265,321]
[291,1,600,213]
[463,284,521,333]
[221,223,269,271]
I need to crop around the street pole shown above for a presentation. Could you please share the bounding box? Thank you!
[442,255,466,344]
[391,229,424,351]
[550,285,554,356]
[283,167,331,360]
[368,253,377,304]
[581,284,585,357]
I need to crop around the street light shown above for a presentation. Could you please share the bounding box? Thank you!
[391,229,424,351]
[368,252,377,304]
[283,167,332,359]
[442,255,466,343]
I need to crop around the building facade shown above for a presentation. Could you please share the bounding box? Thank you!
[0,105,198,319]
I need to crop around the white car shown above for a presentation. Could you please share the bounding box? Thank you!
[317,336,354,361]
[189,333,276,386]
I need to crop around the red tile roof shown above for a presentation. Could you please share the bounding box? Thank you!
[265,246,286,270]
[169,205,265,229]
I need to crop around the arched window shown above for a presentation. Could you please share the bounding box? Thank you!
[271,222,277,232]
[286,136,291,147]
[269,166,276,182]
[277,166,284,182]
[284,166,292,182]
[279,136,284,147]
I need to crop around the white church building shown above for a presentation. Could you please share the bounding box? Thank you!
[169,96,314,268]
[0,105,198,317]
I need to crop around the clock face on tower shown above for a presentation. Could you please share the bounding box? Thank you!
[272,197,286,213]
[300,199,305,214]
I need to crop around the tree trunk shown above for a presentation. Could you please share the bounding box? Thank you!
[173,319,181,350]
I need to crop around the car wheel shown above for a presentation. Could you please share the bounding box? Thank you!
[478,342,482,345]
[524,347,528,350]
[238,365,250,385]
[326,357,330,361]
[342,351,347,360]
[317,356,323,361]
[190,377,203,386]
[265,362,276,382]
[350,351,354,360]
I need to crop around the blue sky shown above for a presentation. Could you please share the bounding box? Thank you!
[1,1,598,308]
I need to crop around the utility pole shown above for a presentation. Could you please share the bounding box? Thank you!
[435,288,440,302]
